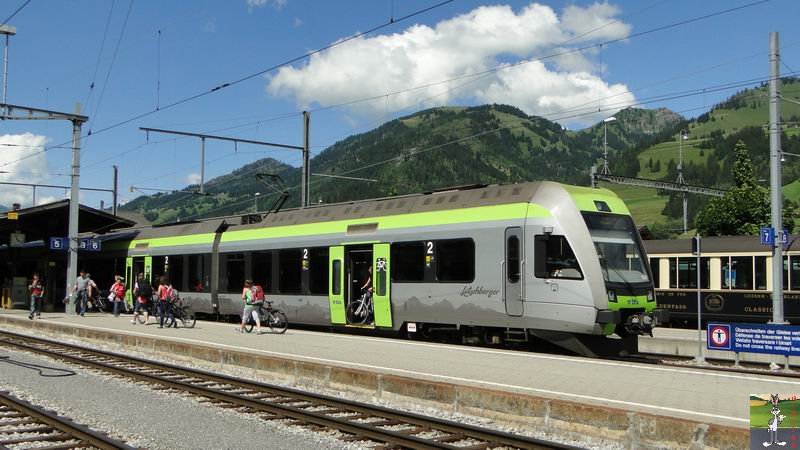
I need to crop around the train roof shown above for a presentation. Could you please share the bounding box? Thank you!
[225,181,552,233]
[112,180,626,245]
[644,235,800,254]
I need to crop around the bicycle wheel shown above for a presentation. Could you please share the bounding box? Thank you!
[180,309,196,328]
[244,315,254,333]
[267,310,288,334]
[346,301,368,325]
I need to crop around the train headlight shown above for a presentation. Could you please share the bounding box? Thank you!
[607,290,617,303]
[647,290,655,302]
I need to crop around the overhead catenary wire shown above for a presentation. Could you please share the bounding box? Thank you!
[0,0,32,27]
[0,0,455,171]
[88,0,134,135]
[4,0,766,172]
[83,0,116,116]
[89,71,800,233]
[29,0,783,216]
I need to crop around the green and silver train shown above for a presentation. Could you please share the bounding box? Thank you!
[105,181,666,356]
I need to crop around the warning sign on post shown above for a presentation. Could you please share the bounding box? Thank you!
[709,323,800,356]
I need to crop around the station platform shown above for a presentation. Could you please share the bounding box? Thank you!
[0,310,775,449]
[640,327,800,366]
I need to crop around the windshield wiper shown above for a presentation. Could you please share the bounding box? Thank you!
[595,244,636,293]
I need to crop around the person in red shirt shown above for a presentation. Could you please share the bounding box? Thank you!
[109,275,126,317]
[156,276,176,329]
[28,273,44,320]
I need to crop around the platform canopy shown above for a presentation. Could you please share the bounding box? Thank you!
[0,200,136,247]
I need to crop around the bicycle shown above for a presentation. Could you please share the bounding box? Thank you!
[346,289,373,325]
[135,296,163,324]
[244,301,288,334]
[163,298,196,328]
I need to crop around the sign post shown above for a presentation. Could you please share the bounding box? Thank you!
[694,234,705,364]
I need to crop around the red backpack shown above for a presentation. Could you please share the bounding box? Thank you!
[251,285,265,303]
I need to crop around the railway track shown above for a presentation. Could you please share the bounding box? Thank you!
[0,330,576,450]
[0,389,135,450]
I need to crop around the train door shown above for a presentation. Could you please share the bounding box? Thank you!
[328,246,346,324]
[125,257,133,304]
[128,256,150,284]
[504,227,524,316]
[372,243,392,327]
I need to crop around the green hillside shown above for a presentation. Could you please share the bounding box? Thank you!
[122,79,800,232]
[598,77,800,230]
[122,104,679,224]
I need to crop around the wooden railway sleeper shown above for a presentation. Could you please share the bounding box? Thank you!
[0,432,71,446]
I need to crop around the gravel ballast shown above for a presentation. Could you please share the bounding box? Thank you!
[0,325,617,449]
[0,348,348,450]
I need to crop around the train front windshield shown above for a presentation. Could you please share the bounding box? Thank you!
[582,213,650,286]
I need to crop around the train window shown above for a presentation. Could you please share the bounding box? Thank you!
[252,251,273,294]
[309,248,329,295]
[223,253,246,293]
[722,256,754,290]
[784,257,790,290]
[188,254,210,293]
[755,256,767,290]
[669,259,677,289]
[167,255,185,291]
[278,249,303,294]
[435,239,475,282]
[534,235,583,280]
[649,258,660,288]
[376,257,387,296]
[676,257,709,289]
[507,236,520,283]
[152,257,166,281]
[332,260,342,295]
[791,257,800,291]
[391,242,425,282]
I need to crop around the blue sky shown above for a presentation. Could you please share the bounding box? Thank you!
[0,0,797,209]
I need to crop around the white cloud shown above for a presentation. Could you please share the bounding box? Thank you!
[184,173,202,185]
[475,61,634,125]
[0,133,52,207]
[247,0,286,10]
[293,17,303,28]
[266,2,635,127]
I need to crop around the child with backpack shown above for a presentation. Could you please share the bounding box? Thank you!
[237,279,264,334]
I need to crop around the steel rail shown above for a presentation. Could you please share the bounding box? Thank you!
[0,330,574,450]
[0,390,136,449]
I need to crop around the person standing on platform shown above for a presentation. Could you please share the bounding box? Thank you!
[131,273,152,325]
[109,276,126,317]
[28,273,44,320]
[71,270,91,316]
[156,276,175,329]
[236,279,262,334]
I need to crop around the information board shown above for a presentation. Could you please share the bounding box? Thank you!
[709,322,800,356]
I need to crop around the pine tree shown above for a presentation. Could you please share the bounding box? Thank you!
[696,140,795,235]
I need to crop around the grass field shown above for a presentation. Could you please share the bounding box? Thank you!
[604,184,669,225]
[751,399,800,428]
[784,179,800,204]
[637,138,714,178]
